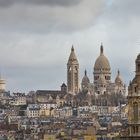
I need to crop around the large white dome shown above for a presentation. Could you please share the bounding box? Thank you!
[94,44,111,71]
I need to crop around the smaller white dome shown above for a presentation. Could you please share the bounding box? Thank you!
[115,70,123,85]
[81,70,90,86]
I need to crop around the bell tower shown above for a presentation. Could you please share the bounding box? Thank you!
[128,53,140,137]
[67,46,79,94]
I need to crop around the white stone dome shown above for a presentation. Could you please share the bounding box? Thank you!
[94,44,110,71]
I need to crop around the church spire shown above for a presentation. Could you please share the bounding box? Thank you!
[71,45,74,52]
[68,45,78,64]
[118,69,120,76]
[100,43,103,55]
[85,69,87,76]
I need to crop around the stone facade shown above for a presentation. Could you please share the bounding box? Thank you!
[127,53,140,137]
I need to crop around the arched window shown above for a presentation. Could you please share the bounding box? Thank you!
[133,102,138,121]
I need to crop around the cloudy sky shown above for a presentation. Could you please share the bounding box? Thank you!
[0,0,139,93]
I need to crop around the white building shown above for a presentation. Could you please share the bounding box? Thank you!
[27,104,40,118]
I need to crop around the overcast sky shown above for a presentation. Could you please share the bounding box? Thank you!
[0,0,139,93]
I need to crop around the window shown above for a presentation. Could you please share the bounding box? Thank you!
[133,126,135,134]
[138,64,140,72]
[75,73,78,85]
[133,102,138,121]
[136,126,139,133]
[133,126,139,134]
[134,86,137,93]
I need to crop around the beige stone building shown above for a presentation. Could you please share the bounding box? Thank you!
[40,108,55,117]
[127,53,140,137]
[35,44,126,107]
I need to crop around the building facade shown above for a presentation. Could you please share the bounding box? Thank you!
[127,53,140,137]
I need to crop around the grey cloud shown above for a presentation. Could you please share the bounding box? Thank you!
[0,0,81,7]
[105,0,140,23]
[0,0,106,33]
